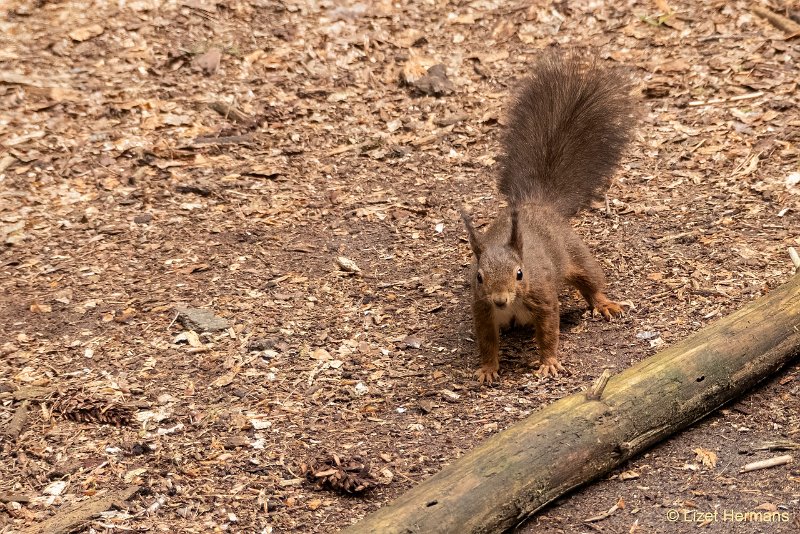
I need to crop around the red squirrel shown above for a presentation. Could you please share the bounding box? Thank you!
[462,54,636,384]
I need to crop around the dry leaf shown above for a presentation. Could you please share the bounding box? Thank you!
[43,480,68,496]
[755,502,778,512]
[654,58,691,73]
[402,55,437,84]
[311,348,331,360]
[453,13,477,24]
[211,366,240,387]
[391,28,424,48]
[47,86,81,102]
[194,48,222,74]
[174,330,203,347]
[69,24,104,42]
[124,467,149,483]
[476,50,509,64]
[52,289,73,304]
[163,114,194,126]
[114,307,137,323]
[335,256,361,273]
[245,165,283,178]
[30,302,52,313]
[654,0,672,14]
[585,501,621,522]
[694,447,718,468]
[492,20,516,40]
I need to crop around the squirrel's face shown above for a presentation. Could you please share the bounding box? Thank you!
[461,208,526,309]
[473,247,525,308]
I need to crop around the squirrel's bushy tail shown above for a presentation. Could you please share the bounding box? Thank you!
[499,53,635,217]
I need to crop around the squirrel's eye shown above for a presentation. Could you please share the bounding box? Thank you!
[516,268,523,281]
[476,272,483,284]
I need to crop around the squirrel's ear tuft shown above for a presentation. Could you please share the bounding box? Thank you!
[508,209,523,256]
[460,209,483,258]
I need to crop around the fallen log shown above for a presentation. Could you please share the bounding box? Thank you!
[344,273,800,533]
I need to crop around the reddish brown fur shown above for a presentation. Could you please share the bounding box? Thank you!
[463,55,636,384]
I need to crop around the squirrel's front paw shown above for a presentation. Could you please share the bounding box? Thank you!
[476,364,500,385]
[535,358,566,378]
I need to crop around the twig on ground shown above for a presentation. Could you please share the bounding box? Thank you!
[208,101,254,124]
[740,455,793,473]
[754,440,800,452]
[0,494,31,504]
[4,401,29,442]
[752,5,800,38]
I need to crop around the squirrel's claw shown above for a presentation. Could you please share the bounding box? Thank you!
[535,358,566,378]
[476,365,500,385]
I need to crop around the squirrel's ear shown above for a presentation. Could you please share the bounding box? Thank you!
[460,209,483,258]
[508,209,523,256]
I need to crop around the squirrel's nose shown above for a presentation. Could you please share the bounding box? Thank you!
[493,296,508,308]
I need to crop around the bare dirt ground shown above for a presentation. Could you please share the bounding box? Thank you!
[1,0,799,532]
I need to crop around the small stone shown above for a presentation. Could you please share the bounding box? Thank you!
[247,338,277,352]
[441,389,460,402]
[134,213,153,224]
[131,443,152,456]
[193,48,222,75]
[69,24,104,42]
[174,306,230,332]
[175,183,212,196]
[43,480,67,496]
[418,400,434,414]
[224,436,251,449]
[636,331,659,340]
[401,335,422,349]
[336,256,361,273]
[411,64,454,96]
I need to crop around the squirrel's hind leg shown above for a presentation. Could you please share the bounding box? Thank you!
[565,253,625,321]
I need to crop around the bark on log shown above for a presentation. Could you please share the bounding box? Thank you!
[344,274,800,533]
